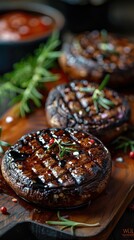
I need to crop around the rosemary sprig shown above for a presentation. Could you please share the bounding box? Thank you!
[0,32,61,117]
[92,75,114,112]
[0,127,10,153]
[80,74,114,113]
[112,136,134,153]
[99,29,119,55]
[46,211,100,235]
[100,29,108,43]
[98,74,110,91]
[48,139,78,158]
[58,141,78,158]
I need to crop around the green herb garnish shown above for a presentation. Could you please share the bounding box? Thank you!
[112,136,134,153]
[100,29,108,43]
[99,42,119,55]
[0,32,61,117]
[0,127,10,153]
[80,74,114,113]
[92,74,114,112]
[48,139,78,158]
[58,141,78,158]
[99,29,119,55]
[46,211,100,235]
[79,86,95,93]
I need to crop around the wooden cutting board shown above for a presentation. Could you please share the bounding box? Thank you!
[0,73,134,240]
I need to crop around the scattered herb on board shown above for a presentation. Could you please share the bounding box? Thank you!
[112,136,134,159]
[48,138,78,158]
[46,211,100,235]
[0,127,10,154]
[80,74,115,113]
[0,32,61,117]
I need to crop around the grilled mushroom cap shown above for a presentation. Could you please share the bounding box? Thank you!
[59,30,134,87]
[1,128,111,209]
[45,80,130,143]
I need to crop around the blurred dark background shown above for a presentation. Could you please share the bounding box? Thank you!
[6,0,134,36]
[46,0,134,36]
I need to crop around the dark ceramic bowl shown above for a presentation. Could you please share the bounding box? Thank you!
[0,2,65,74]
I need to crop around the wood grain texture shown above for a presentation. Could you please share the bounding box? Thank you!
[0,72,134,240]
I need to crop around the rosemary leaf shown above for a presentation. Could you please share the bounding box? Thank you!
[98,97,114,110]
[115,143,129,152]
[47,139,78,158]
[112,136,134,153]
[92,74,114,112]
[58,141,78,158]
[32,88,42,99]
[10,94,23,106]
[98,98,110,110]
[0,140,10,147]
[100,30,119,55]
[38,75,58,83]
[0,146,3,154]
[0,31,61,117]
[99,97,114,106]
[100,29,108,43]
[46,212,100,235]
[79,87,95,93]
[130,143,134,151]
[98,74,110,91]
[0,127,11,153]
[79,74,114,113]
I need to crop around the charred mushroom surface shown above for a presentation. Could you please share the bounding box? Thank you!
[1,128,111,209]
[46,80,130,143]
[59,31,134,87]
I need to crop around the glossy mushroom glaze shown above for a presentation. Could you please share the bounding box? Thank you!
[46,80,130,143]
[1,128,111,209]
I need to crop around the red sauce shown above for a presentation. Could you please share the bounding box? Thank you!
[0,11,55,41]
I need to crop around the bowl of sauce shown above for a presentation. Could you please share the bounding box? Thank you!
[0,2,65,73]
[0,11,56,42]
